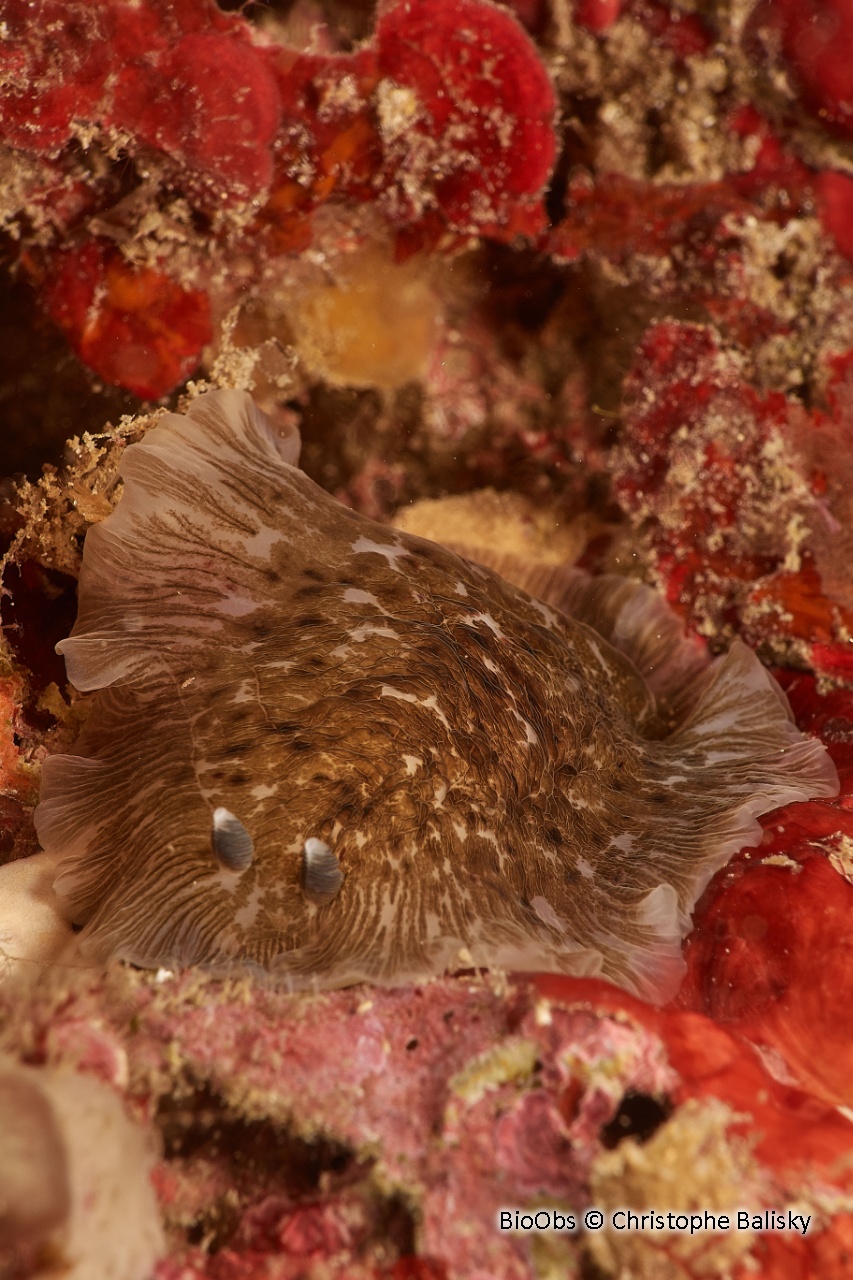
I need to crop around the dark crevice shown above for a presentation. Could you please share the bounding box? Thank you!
[154,1084,389,1254]
[600,1091,673,1149]
[0,561,78,695]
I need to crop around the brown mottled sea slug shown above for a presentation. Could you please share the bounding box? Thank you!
[35,392,838,1002]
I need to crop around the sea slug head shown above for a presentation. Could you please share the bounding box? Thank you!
[34,390,839,1002]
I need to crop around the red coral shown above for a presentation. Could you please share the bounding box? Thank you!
[374,0,556,238]
[814,169,853,262]
[573,0,712,51]
[260,47,380,252]
[574,0,623,32]
[726,104,814,200]
[0,0,274,197]
[747,0,853,140]
[2,0,558,393]
[549,171,754,265]
[549,171,764,349]
[680,672,853,1112]
[631,0,714,60]
[0,0,111,152]
[40,239,211,400]
[682,851,853,1112]
[547,161,853,355]
[108,31,282,203]
[610,320,853,674]
[613,320,786,583]
[726,105,853,264]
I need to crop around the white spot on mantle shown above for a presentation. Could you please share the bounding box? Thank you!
[531,895,566,931]
[233,883,264,928]
[342,587,383,607]
[380,685,450,729]
[381,684,417,704]
[471,612,504,639]
[215,594,260,618]
[511,709,539,746]
[349,623,399,642]
[351,536,410,572]
[232,678,258,705]
[251,783,279,801]
[529,597,560,629]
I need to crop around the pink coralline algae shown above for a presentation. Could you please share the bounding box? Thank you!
[3,968,853,1280]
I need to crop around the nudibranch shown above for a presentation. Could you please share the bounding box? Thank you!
[35,391,838,1002]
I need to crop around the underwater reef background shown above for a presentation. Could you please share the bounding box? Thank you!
[3,0,853,1276]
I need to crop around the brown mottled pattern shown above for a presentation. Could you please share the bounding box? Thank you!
[35,392,839,1001]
